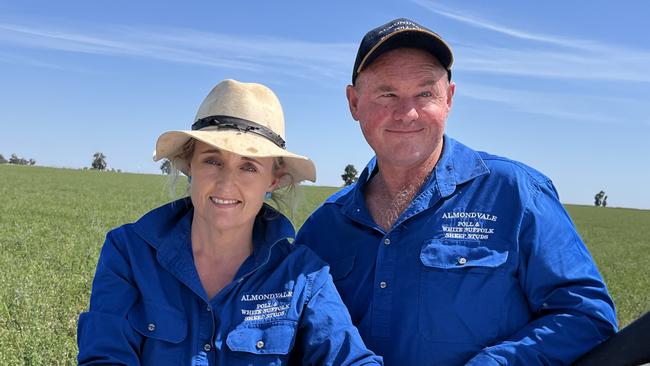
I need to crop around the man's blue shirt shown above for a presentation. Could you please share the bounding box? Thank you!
[296,136,617,365]
[77,198,381,365]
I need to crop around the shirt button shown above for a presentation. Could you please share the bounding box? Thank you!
[384,238,391,245]
[206,305,211,312]
[256,340,265,349]
[458,257,467,265]
[147,323,155,332]
[379,281,387,289]
[203,343,212,352]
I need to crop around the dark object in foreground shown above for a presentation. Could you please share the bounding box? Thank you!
[574,311,650,366]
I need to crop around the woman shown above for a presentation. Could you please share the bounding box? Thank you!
[77,79,382,365]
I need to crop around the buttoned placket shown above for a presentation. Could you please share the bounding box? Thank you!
[364,170,447,339]
[371,229,398,338]
[198,299,215,359]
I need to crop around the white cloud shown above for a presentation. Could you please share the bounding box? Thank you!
[0,21,356,82]
[411,0,601,50]
[0,50,64,69]
[457,82,643,125]
[412,0,650,83]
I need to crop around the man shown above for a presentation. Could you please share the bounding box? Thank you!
[296,18,617,365]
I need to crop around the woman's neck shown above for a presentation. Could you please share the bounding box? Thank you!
[190,214,255,260]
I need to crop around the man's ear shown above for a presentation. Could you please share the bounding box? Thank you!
[446,82,456,109]
[346,84,360,121]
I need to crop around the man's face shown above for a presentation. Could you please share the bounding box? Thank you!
[347,48,455,170]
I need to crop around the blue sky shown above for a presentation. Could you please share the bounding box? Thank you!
[1,1,649,209]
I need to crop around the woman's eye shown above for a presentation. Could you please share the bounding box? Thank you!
[205,159,222,166]
[241,164,257,173]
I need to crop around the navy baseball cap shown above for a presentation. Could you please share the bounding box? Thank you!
[352,18,454,84]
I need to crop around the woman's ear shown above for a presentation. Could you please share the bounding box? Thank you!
[268,176,280,191]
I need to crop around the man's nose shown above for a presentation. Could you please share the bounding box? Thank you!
[393,98,419,122]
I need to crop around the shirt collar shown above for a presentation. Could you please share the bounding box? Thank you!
[433,135,490,197]
[341,135,490,214]
[132,198,295,266]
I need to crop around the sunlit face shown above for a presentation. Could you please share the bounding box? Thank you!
[188,140,279,232]
[347,48,455,170]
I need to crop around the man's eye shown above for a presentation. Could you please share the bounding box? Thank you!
[419,91,432,97]
[381,93,396,98]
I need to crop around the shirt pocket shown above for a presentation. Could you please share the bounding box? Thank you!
[329,254,356,282]
[128,301,187,363]
[418,238,509,345]
[419,238,509,273]
[226,320,297,364]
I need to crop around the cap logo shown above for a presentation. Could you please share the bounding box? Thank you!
[377,19,421,38]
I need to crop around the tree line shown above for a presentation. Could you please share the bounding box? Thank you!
[0,153,616,209]
[0,153,36,165]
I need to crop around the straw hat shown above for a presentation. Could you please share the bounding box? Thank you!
[153,79,316,187]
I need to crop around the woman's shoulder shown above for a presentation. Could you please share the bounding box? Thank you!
[108,198,193,244]
[274,242,331,283]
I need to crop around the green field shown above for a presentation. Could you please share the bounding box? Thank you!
[1,164,648,364]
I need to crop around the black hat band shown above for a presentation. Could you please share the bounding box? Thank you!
[191,115,286,149]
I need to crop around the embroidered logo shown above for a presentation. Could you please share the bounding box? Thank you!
[441,211,498,240]
[240,291,293,322]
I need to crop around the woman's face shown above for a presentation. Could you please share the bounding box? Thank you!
[188,140,279,232]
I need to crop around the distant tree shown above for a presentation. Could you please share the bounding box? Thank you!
[28,158,36,166]
[160,159,172,175]
[341,164,359,186]
[92,152,107,171]
[0,154,6,164]
[602,195,608,208]
[594,190,605,207]
[9,153,29,165]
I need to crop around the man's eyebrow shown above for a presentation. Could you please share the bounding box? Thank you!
[372,80,437,93]
[373,85,395,93]
[418,79,436,88]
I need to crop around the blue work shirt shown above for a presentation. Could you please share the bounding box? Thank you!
[77,198,382,366]
[296,136,617,365]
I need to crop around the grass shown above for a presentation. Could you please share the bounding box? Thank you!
[565,205,650,327]
[0,164,648,364]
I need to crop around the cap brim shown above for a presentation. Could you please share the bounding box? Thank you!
[153,129,316,187]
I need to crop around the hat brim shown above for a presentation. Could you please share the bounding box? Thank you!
[153,128,316,188]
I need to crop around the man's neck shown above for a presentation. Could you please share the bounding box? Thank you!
[365,150,441,231]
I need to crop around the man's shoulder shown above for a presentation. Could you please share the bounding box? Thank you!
[305,184,355,219]
[477,150,552,186]
[323,184,356,205]
[296,185,356,243]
